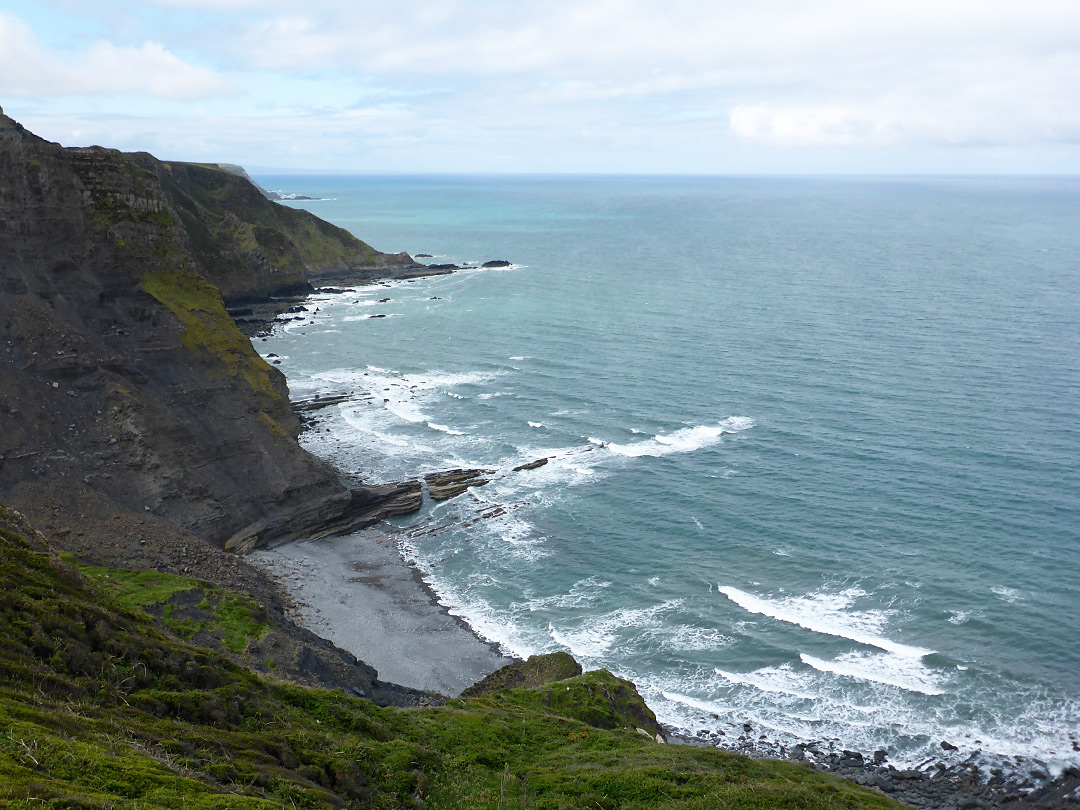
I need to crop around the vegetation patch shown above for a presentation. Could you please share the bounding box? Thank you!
[462,652,582,697]
[77,564,201,612]
[76,562,269,655]
[139,267,283,403]
[0,506,902,809]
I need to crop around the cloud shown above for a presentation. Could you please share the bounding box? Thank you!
[9,1,1080,171]
[729,48,1080,148]
[207,0,1080,152]
[0,12,234,100]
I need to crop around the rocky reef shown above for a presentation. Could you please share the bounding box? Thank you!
[0,109,426,552]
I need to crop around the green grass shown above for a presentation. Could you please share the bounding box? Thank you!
[76,564,201,611]
[213,595,270,653]
[0,504,903,810]
[76,560,269,654]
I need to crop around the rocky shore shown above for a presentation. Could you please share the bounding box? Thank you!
[248,529,513,695]
[664,718,1080,810]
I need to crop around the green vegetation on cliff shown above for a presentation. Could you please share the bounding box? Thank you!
[138,158,390,300]
[75,561,270,654]
[140,266,282,402]
[0,505,901,810]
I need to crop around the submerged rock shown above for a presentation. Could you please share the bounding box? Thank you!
[513,457,549,472]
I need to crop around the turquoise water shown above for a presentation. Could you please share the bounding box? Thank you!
[260,175,1080,773]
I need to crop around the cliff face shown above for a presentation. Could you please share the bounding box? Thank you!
[0,110,419,549]
[135,156,422,304]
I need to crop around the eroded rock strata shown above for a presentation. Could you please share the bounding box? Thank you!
[424,468,495,501]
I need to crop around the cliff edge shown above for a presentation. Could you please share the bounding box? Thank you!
[0,111,420,551]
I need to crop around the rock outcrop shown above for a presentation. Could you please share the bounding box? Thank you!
[0,111,422,551]
[461,652,583,697]
[513,457,549,472]
[424,468,494,501]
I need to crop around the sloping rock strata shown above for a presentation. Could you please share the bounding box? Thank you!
[424,468,495,500]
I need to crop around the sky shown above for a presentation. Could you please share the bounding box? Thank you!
[1,0,1078,174]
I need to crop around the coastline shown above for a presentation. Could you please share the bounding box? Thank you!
[251,287,1080,810]
[249,528,514,696]
[247,490,1080,809]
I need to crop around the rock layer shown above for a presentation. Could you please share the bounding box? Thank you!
[424,468,494,500]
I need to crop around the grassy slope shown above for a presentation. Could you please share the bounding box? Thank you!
[152,159,381,277]
[0,505,902,810]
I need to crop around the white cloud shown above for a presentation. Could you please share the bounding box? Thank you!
[729,48,1080,148]
[8,1,1080,171]
[0,12,234,100]
[210,0,1080,152]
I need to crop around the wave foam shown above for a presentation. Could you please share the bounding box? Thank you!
[385,400,427,423]
[549,600,684,663]
[800,651,947,695]
[718,585,932,658]
[948,610,975,625]
[657,625,732,653]
[427,422,465,435]
[608,417,754,458]
[714,664,821,701]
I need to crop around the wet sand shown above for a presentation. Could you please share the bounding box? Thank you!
[250,529,513,696]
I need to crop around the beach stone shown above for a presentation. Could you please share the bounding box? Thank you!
[943,740,960,751]
[872,774,897,792]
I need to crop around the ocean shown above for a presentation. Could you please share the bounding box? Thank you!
[257,174,1080,775]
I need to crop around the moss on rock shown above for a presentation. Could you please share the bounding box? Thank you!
[140,267,282,403]
[461,652,582,697]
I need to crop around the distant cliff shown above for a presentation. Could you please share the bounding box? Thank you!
[0,109,422,551]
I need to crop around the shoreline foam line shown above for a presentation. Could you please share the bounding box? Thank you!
[799,652,946,695]
[718,586,933,658]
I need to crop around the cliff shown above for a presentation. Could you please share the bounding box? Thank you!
[0,109,421,551]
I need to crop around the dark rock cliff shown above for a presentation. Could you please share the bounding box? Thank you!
[0,110,420,551]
